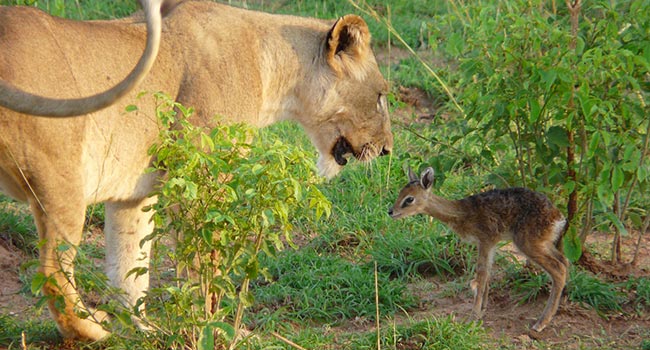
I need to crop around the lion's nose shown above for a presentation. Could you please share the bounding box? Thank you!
[380,146,391,156]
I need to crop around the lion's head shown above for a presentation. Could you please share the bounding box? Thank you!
[297,15,393,179]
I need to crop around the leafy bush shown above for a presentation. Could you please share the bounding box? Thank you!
[416,0,650,263]
[124,94,332,349]
[347,0,650,275]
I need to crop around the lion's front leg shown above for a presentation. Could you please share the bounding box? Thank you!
[104,197,156,330]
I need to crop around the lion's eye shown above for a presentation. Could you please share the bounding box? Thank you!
[401,196,414,208]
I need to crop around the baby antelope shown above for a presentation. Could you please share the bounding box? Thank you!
[388,167,568,332]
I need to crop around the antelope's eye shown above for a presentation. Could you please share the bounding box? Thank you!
[402,196,414,208]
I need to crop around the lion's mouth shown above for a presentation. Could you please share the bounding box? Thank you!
[332,137,354,166]
[332,137,389,166]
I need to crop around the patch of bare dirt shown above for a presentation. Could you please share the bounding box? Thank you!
[390,275,650,349]
[395,86,439,122]
[0,239,35,319]
[579,231,650,279]
[374,46,412,68]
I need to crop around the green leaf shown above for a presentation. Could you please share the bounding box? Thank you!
[637,164,649,183]
[209,322,236,341]
[546,126,569,147]
[125,104,138,112]
[611,165,625,192]
[251,164,264,175]
[125,267,148,280]
[629,212,643,229]
[578,88,595,119]
[245,257,259,279]
[445,32,463,57]
[563,226,582,263]
[184,181,198,200]
[587,132,601,158]
[563,180,576,194]
[56,242,72,252]
[529,98,541,123]
[31,272,48,295]
[597,181,614,205]
[605,212,628,236]
[575,36,585,55]
[540,69,557,92]
[201,228,213,244]
[239,291,255,307]
[198,324,215,350]
[112,309,134,327]
[200,133,215,152]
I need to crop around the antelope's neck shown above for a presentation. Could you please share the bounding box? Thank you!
[424,194,463,223]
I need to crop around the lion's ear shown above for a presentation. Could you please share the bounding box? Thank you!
[324,15,372,79]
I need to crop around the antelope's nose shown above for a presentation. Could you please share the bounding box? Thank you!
[387,208,393,216]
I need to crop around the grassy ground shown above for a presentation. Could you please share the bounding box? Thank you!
[1,0,649,349]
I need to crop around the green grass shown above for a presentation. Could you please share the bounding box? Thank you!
[500,262,629,317]
[0,314,62,350]
[250,247,416,326]
[0,198,38,255]
[6,0,137,19]
[567,269,626,316]
[628,277,650,310]
[242,316,489,350]
[370,316,489,350]
[241,0,450,49]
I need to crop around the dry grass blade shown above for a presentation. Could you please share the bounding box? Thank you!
[271,331,308,350]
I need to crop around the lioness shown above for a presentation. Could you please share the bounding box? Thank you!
[0,0,393,341]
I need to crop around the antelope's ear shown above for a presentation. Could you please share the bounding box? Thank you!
[324,15,372,79]
[421,167,435,190]
[407,166,418,183]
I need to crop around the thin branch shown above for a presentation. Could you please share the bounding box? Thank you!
[565,0,582,49]
[631,213,650,266]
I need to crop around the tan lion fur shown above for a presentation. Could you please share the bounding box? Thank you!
[0,0,393,340]
[0,0,164,116]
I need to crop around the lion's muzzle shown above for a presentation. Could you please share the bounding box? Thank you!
[332,136,354,166]
[332,136,391,166]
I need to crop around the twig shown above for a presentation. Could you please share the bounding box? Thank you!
[271,331,307,350]
[21,331,27,350]
[631,213,650,266]
[375,261,381,350]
